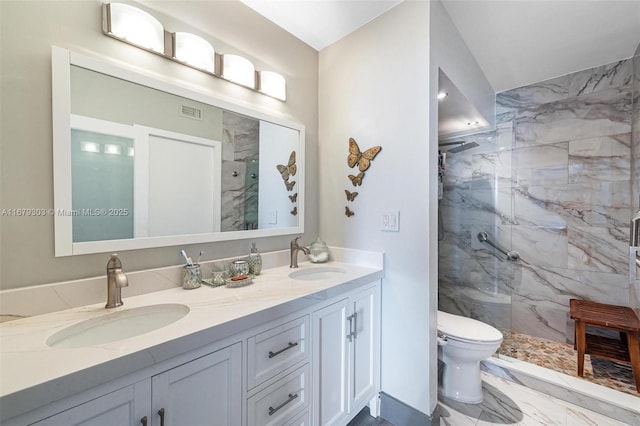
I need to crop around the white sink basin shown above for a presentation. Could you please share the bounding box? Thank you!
[288,266,347,281]
[47,304,190,349]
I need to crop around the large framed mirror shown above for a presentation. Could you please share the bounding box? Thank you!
[52,47,305,256]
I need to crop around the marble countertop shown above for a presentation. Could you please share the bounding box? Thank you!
[0,259,383,421]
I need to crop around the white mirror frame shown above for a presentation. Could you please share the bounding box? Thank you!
[52,46,305,256]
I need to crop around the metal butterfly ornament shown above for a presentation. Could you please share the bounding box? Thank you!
[347,137,381,172]
[345,190,358,202]
[277,151,297,181]
[348,172,364,187]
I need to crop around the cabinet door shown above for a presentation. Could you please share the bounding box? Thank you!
[33,381,150,426]
[312,298,349,426]
[349,285,377,412]
[151,342,241,426]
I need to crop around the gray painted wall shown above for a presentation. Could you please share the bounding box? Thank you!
[0,0,318,289]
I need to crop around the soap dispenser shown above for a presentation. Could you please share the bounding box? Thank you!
[309,237,330,263]
[247,241,262,275]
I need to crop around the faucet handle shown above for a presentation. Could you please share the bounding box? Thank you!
[107,253,123,269]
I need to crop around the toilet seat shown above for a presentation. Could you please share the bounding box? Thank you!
[437,310,502,344]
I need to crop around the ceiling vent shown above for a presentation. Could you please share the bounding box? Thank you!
[180,105,203,120]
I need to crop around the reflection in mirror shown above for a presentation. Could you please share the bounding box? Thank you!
[52,47,305,256]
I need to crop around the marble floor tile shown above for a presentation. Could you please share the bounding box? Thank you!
[436,372,631,426]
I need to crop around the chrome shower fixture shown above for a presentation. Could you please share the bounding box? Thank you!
[438,140,479,154]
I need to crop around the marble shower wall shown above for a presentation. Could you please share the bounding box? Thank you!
[632,48,640,312]
[439,56,638,343]
[221,111,259,232]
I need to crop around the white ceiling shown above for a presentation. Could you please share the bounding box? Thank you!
[240,0,640,92]
[441,0,640,92]
[239,0,403,51]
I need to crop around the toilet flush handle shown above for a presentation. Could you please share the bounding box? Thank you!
[437,332,448,346]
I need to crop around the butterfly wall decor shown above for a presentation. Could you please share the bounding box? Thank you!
[285,180,296,191]
[348,172,364,187]
[345,206,355,217]
[291,206,298,216]
[277,151,297,181]
[347,137,382,172]
[345,190,358,202]
[289,193,298,203]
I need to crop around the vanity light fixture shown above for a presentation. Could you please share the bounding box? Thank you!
[221,54,256,88]
[104,144,122,155]
[80,141,100,153]
[102,3,287,101]
[103,3,165,54]
[259,71,286,101]
[173,32,216,73]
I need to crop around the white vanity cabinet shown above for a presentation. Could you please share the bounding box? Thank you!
[32,382,150,426]
[7,272,382,426]
[312,284,379,426]
[245,315,310,425]
[150,342,242,426]
[32,343,242,426]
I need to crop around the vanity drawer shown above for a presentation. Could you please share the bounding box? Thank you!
[247,364,309,426]
[247,315,309,389]
[284,408,311,426]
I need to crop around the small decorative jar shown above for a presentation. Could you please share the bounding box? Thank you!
[309,237,330,263]
[230,259,250,277]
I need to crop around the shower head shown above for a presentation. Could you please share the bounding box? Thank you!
[444,141,479,154]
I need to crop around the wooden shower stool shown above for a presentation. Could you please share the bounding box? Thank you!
[569,299,640,393]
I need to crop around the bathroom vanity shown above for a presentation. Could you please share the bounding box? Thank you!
[0,250,383,426]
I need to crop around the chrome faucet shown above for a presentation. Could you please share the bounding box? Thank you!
[106,254,128,308]
[290,236,310,268]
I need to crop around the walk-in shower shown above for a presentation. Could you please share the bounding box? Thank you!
[437,53,640,397]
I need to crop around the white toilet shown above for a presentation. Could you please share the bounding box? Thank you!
[437,310,503,404]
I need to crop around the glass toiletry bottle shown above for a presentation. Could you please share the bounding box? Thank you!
[309,237,330,263]
[247,241,262,275]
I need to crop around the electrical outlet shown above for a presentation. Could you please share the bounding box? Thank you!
[381,210,399,231]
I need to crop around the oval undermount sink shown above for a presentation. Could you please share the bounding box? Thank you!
[288,266,347,281]
[47,303,190,349]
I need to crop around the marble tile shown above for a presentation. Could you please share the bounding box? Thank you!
[568,133,631,183]
[512,142,569,188]
[567,226,629,274]
[519,181,632,229]
[495,60,632,115]
[220,189,245,231]
[515,264,629,309]
[567,60,633,98]
[510,294,569,342]
[513,186,568,228]
[437,370,633,426]
[566,407,629,426]
[483,357,640,424]
[511,225,568,269]
[514,88,632,147]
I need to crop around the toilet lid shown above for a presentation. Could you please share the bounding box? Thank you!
[437,310,503,343]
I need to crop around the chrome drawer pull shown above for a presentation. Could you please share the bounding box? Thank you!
[346,312,357,341]
[268,393,298,416]
[268,341,298,359]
